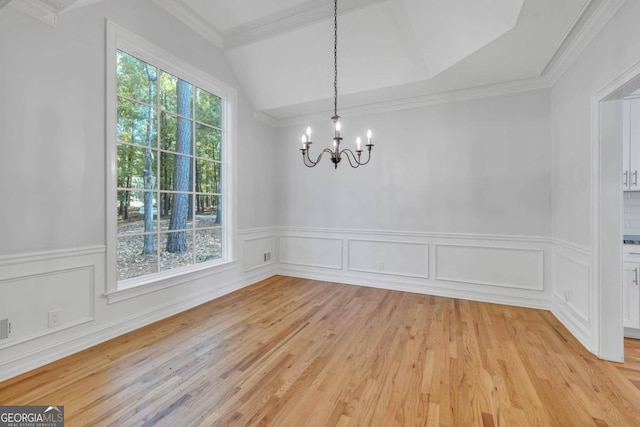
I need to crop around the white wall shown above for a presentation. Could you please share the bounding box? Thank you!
[277,90,551,235]
[550,0,640,358]
[275,90,553,309]
[0,0,278,381]
[551,2,640,247]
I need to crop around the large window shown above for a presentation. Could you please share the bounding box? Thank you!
[107,23,235,293]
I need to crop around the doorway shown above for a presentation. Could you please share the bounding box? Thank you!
[594,63,640,362]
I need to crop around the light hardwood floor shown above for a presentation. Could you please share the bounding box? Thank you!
[1,275,640,426]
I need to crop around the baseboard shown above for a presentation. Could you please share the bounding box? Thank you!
[278,268,551,311]
[551,297,593,353]
[624,327,640,340]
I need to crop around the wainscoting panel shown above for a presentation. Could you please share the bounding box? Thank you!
[279,235,343,269]
[552,251,590,323]
[347,239,428,278]
[241,233,275,273]
[0,248,98,349]
[435,244,544,291]
[550,240,592,351]
[276,227,551,309]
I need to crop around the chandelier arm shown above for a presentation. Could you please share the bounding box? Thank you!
[344,146,374,167]
[304,147,318,166]
[340,149,363,168]
[357,147,373,166]
[303,148,335,167]
[303,151,319,167]
[302,156,317,167]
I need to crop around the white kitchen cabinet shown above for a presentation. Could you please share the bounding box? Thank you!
[623,245,640,329]
[623,261,640,328]
[622,97,640,191]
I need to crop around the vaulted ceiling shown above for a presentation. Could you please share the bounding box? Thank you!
[6,0,623,122]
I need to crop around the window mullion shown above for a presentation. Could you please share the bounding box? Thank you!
[191,88,196,266]
[155,66,161,273]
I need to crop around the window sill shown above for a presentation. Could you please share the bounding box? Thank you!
[104,259,237,304]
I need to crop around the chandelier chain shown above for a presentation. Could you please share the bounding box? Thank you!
[333,0,338,118]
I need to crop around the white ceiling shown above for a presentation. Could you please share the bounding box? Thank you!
[183,0,312,33]
[7,0,620,122]
[154,0,595,121]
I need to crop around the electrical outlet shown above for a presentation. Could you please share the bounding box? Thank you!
[0,318,11,341]
[48,309,62,328]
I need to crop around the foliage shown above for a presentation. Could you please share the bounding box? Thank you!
[115,50,224,280]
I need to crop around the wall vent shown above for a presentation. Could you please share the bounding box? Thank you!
[264,252,272,262]
[0,318,11,341]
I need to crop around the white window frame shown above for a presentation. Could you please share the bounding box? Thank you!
[105,21,238,303]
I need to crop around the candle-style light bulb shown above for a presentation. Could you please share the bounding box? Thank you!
[367,129,372,144]
[356,137,362,151]
[301,134,307,148]
[306,126,311,141]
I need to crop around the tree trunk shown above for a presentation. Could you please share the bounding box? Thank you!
[195,162,202,213]
[188,162,194,218]
[166,79,192,253]
[124,175,131,220]
[142,152,154,254]
[161,152,169,217]
[213,162,221,225]
[142,64,156,255]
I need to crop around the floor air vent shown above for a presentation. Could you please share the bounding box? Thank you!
[0,318,11,341]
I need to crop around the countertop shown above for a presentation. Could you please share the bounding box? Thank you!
[624,235,640,244]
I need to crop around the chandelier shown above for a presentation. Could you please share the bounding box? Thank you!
[299,0,374,169]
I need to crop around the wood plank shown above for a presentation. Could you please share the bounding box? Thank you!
[1,275,640,426]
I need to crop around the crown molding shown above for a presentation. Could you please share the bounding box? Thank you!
[253,111,280,128]
[538,0,595,78]
[42,0,77,9]
[9,0,60,26]
[151,0,384,50]
[271,77,551,128]
[224,0,386,50]
[151,0,224,49]
[7,0,89,25]
[542,0,627,85]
